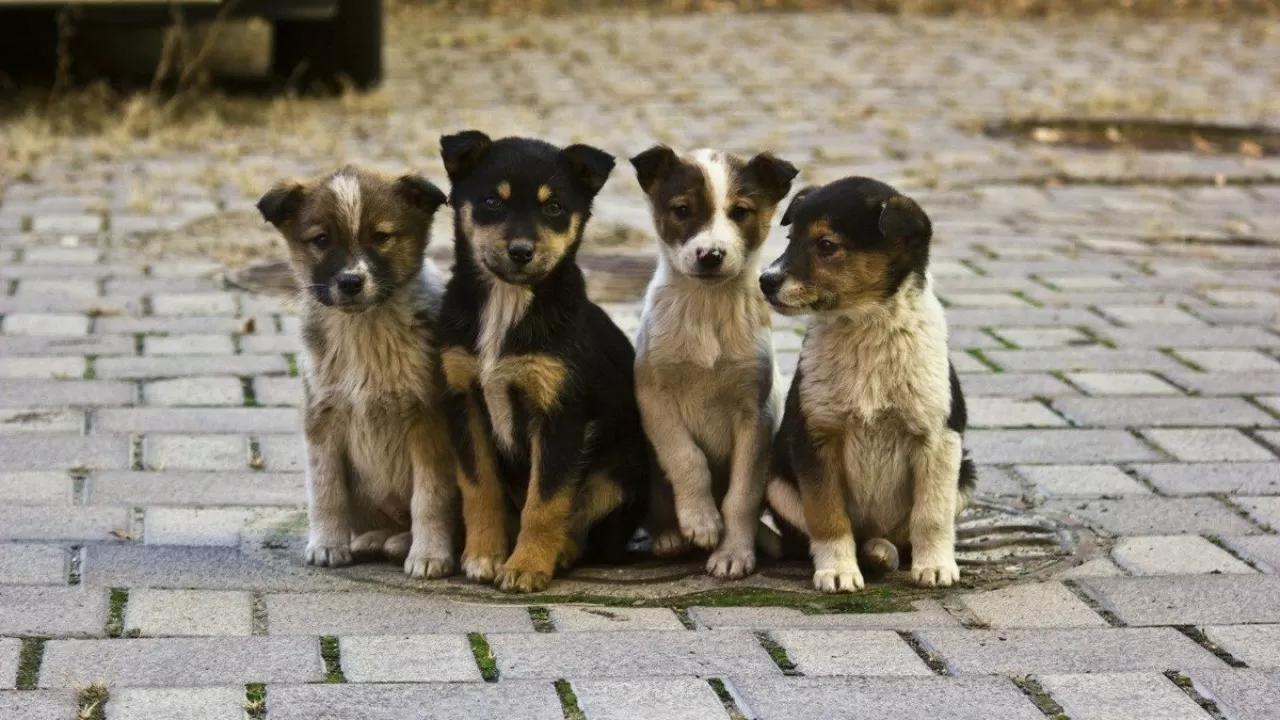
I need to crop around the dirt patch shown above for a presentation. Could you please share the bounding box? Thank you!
[986,117,1280,158]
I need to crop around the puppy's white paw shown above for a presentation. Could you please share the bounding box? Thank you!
[404,548,455,580]
[911,559,960,588]
[813,563,864,593]
[349,530,391,556]
[707,543,756,580]
[652,529,690,558]
[462,553,505,582]
[678,502,724,550]
[383,532,412,562]
[304,539,353,568]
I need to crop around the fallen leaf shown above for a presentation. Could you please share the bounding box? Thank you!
[1239,140,1264,158]
[1031,127,1063,143]
[1214,174,1228,187]
[240,317,257,335]
[1191,134,1218,153]
[1105,126,1124,143]
[109,529,132,541]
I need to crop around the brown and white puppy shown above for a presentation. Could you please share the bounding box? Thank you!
[630,146,797,578]
[257,165,459,579]
[760,177,976,592]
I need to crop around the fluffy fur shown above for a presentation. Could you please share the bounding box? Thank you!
[759,177,976,592]
[257,165,458,579]
[437,131,650,593]
[630,145,797,578]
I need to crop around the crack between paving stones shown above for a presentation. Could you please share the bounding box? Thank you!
[106,588,128,638]
[1174,626,1248,668]
[707,679,748,720]
[244,682,267,720]
[1061,580,1124,627]
[754,630,801,676]
[1012,675,1070,720]
[66,545,83,586]
[529,606,556,633]
[250,592,268,635]
[1165,670,1228,720]
[76,681,109,720]
[320,636,346,683]
[15,638,46,691]
[1203,534,1265,573]
[673,607,696,630]
[468,632,499,682]
[898,631,951,675]
[554,679,585,720]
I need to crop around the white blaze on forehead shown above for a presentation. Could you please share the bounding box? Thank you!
[328,174,363,239]
[690,148,729,216]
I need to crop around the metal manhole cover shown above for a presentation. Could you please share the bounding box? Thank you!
[985,117,1280,157]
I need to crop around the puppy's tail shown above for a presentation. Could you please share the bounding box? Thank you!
[765,478,807,535]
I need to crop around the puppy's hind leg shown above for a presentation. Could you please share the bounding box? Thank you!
[646,470,688,558]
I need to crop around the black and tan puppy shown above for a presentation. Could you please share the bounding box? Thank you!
[257,165,459,579]
[759,177,976,592]
[436,131,649,593]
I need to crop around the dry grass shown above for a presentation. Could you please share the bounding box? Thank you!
[429,0,1279,17]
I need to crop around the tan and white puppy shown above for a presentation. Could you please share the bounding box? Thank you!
[760,176,976,592]
[629,146,798,578]
[257,165,459,579]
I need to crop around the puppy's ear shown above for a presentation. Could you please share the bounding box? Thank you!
[878,195,931,242]
[440,130,493,183]
[629,145,678,193]
[779,185,817,227]
[745,153,799,205]
[257,181,305,228]
[396,174,448,215]
[561,143,616,198]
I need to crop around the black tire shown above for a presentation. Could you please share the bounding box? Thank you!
[272,0,382,90]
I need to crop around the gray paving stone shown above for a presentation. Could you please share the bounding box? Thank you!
[257,435,304,472]
[946,308,1106,329]
[1017,464,1151,496]
[239,333,302,354]
[253,377,303,406]
[1101,305,1206,325]
[86,471,305,506]
[124,590,253,637]
[150,293,237,316]
[144,508,257,547]
[0,471,72,505]
[95,408,297,433]
[973,465,1027,497]
[80,544,355,592]
[1037,672,1211,720]
[0,407,84,433]
[1,312,89,336]
[992,327,1091,348]
[268,682,564,720]
[0,506,129,541]
[1065,372,1183,396]
[0,586,108,636]
[488,630,779,679]
[573,679,729,720]
[0,334,134,357]
[1078,575,1280,626]
[1142,429,1276,462]
[730,676,1044,720]
[1202,625,1280,669]
[1054,397,1275,427]
[96,355,288,380]
[144,334,236,356]
[967,398,1066,427]
[22,247,101,265]
[0,638,18,691]
[144,435,247,471]
[1221,535,1280,573]
[31,214,101,234]
[1133,463,1280,495]
[15,278,100,298]
[950,353,991,373]
[267,592,534,634]
[1046,497,1261,536]
[105,686,246,720]
[0,691,78,720]
[0,356,86,379]
[549,607,686,631]
[1112,536,1256,576]
[688,600,960,630]
[339,635,482,682]
[1188,668,1280,720]
[772,630,932,676]
[958,582,1107,628]
[915,628,1223,675]
[0,379,135,408]
[966,430,1161,464]
[1178,349,1280,372]
[1164,371,1280,396]
[1238,496,1280,529]
[95,316,252,335]
[143,378,244,407]
[981,349,1187,373]
[39,637,322,688]
[0,543,69,584]
[1053,557,1129,580]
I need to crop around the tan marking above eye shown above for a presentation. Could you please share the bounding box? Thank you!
[374,221,397,235]
[497,182,512,200]
[537,185,552,203]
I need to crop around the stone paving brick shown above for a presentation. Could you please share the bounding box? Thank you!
[772,630,932,676]
[144,508,256,546]
[95,316,253,335]
[144,435,248,471]
[0,691,78,720]
[0,355,86,379]
[38,637,323,688]
[0,638,19,690]
[1047,497,1260,536]
[253,376,303,406]
[0,379,135,408]
[95,408,298,433]
[1237,496,1280,529]
[916,628,1223,675]
[0,407,84,433]
[1141,429,1275,462]
[973,465,1027,497]
[1100,305,1206,325]
[86,471,305,506]
[1065,371,1183,396]
[967,399,1065,427]
[1221,536,1280,574]
[339,635,482,682]
[942,291,1031,308]
[1106,325,1280,349]
[96,354,288,380]
[981,349,1187,373]
[239,333,302,354]
[957,372,1079,397]
[0,333,134,357]
[949,353,991,373]
[105,687,246,720]
[0,312,90,336]
[1037,673,1211,720]
[488,630,779,679]
[945,308,1107,329]
[31,214,101,234]
[15,278,101,298]
[0,586,107,636]
[143,334,236,356]
[958,582,1107,628]
[150,293,237,316]
[1053,398,1275,427]
[124,590,253,637]
[991,327,1091,348]
[268,682,564,720]
[689,600,960,631]
[966,429,1161,464]
[267,592,534,634]
[1177,349,1280,372]
[730,676,1044,720]
[80,544,353,592]
[1202,625,1280,669]
[257,435,304,472]
[1188,668,1280,720]
[549,607,686,632]
[1112,536,1256,576]
[1078,575,1280,626]
[0,471,71,505]
[1133,462,1280,496]
[573,678,730,720]
[142,377,245,407]
[1017,464,1151,496]
[1165,371,1280,396]
[0,543,69,584]
[0,506,128,541]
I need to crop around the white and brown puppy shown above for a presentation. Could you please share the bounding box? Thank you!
[630,146,798,579]
[760,176,976,592]
[257,165,459,579]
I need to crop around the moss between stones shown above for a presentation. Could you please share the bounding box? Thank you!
[553,680,585,720]
[16,637,46,691]
[76,682,109,720]
[319,636,346,683]
[467,633,499,682]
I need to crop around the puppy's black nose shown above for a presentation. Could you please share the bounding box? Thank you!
[507,241,534,266]
[696,248,724,270]
[336,273,365,296]
[759,272,782,296]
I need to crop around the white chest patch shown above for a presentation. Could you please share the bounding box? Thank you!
[478,281,533,452]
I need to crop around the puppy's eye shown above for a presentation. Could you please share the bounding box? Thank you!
[372,231,393,245]
[309,234,330,250]
[482,196,502,210]
[543,201,564,217]
[728,205,751,222]
[671,204,692,220]
[817,237,840,255]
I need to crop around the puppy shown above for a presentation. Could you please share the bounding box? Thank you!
[759,177,976,592]
[436,131,649,593]
[257,165,459,579]
[629,146,797,578]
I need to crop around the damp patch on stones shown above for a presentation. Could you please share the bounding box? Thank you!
[985,118,1280,157]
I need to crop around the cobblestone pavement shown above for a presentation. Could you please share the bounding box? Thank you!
[2,7,1280,719]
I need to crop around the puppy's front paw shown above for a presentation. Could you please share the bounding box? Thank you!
[911,558,960,588]
[404,549,455,580]
[813,563,864,593]
[304,539,353,568]
[495,564,552,594]
[707,543,756,580]
[461,552,505,582]
[678,502,724,550]
[652,529,690,558]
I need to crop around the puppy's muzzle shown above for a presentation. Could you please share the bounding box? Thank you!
[507,240,534,266]
[759,269,783,299]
